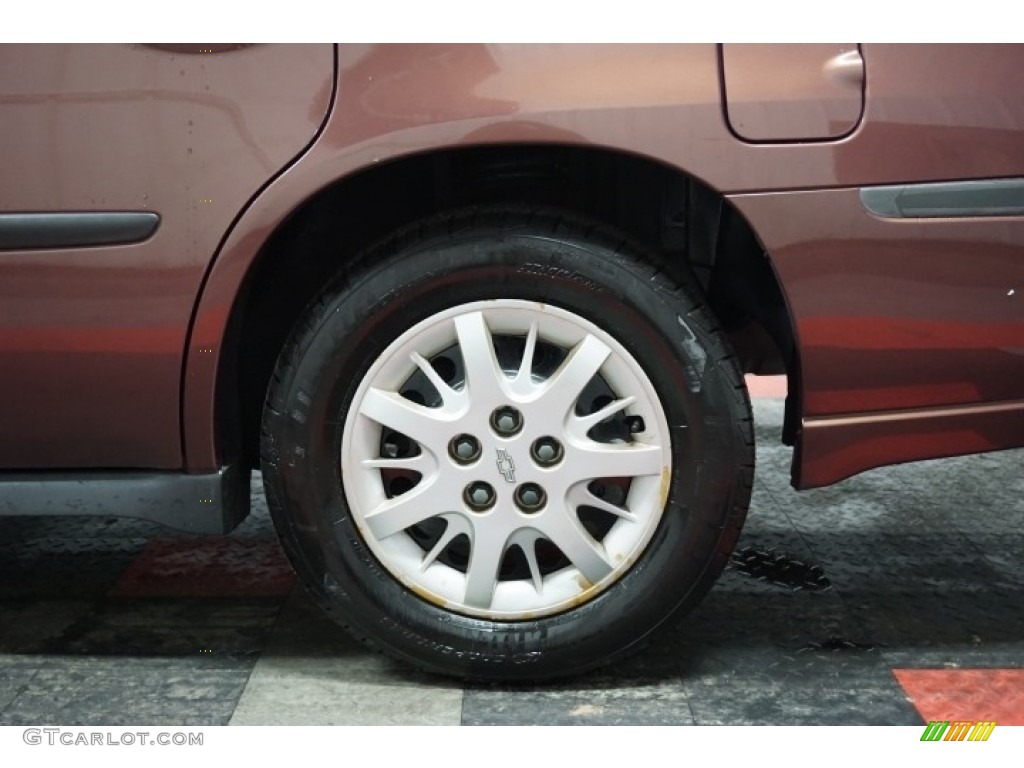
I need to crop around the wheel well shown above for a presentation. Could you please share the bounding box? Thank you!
[221,144,798,469]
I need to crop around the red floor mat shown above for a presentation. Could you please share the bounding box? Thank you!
[110,537,295,598]
[893,668,1024,726]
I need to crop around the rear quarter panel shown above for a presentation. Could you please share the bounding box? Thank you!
[185,44,1024,487]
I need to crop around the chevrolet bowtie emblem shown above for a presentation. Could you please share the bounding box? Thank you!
[495,449,516,483]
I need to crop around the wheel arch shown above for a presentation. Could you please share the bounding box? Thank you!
[183,142,799,473]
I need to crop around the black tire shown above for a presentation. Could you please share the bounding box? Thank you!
[261,208,753,681]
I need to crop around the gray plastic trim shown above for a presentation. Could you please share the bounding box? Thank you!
[860,178,1024,219]
[0,211,160,250]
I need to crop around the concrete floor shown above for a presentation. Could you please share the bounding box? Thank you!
[1,398,1022,725]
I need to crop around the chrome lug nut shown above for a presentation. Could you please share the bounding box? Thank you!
[464,481,496,511]
[514,482,546,513]
[449,433,482,464]
[490,405,523,437]
[530,436,564,467]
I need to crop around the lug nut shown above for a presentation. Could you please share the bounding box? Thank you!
[382,431,412,459]
[463,481,496,511]
[449,434,481,464]
[514,482,546,513]
[530,436,564,467]
[626,416,646,434]
[490,405,523,437]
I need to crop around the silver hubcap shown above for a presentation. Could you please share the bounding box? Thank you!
[340,300,671,620]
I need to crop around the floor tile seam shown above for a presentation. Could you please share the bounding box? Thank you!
[224,589,295,725]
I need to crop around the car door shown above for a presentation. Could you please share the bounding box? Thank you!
[0,44,333,469]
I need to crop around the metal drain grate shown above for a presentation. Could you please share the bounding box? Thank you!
[730,546,832,591]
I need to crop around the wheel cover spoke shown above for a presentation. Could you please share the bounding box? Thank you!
[537,334,611,417]
[360,454,431,472]
[541,516,615,585]
[341,300,671,620]
[512,320,539,389]
[454,312,508,404]
[508,529,545,594]
[362,478,449,540]
[421,514,470,571]
[463,527,511,609]
[571,395,636,435]
[566,483,637,522]
[410,351,462,408]
[564,441,664,485]
[359,387,451,454]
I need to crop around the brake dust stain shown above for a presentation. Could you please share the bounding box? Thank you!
[658,466,671,508]
[403,579,454,610]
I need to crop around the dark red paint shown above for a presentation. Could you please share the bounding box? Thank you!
[1,44,1022,490]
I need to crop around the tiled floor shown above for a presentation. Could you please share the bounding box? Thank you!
[1,397,1022,725]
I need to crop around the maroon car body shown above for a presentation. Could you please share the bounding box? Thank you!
[1,44,1022,678]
